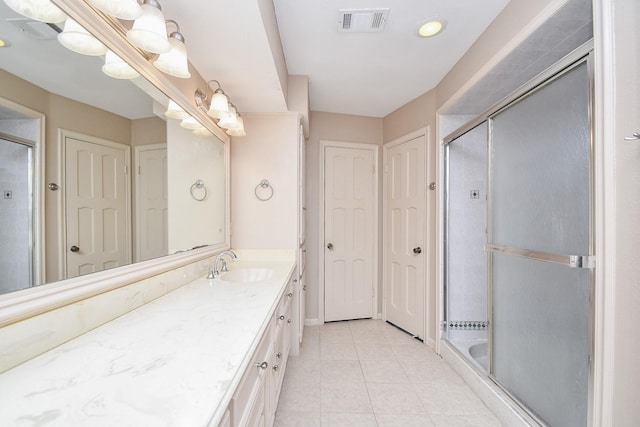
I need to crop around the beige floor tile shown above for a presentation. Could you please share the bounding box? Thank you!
[375,413,436,426]
[401,359,465,384]
[382,327,419,344]
[273,411,321,427]
[321,382,373,413]
[366,383,426,414]
[351,329,390,345]
[320,412,378,427]
[393,342,440,361]
[321,360,364,383]
[360,359,410,383]
[286,356,322,380]
[320,340,359,360]
[414,383,490,415]
[429,413,503,427]
[355,342,397,360]
[277,376,321,413]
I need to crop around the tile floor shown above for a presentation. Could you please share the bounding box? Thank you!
[275,319,503,427]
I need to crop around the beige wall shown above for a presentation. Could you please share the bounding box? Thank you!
[306,112,383,320]
[231,113,300,250]
[0,70,132,282]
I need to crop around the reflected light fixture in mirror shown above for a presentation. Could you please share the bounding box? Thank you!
[58,17,107,56]
[152,20,190,78]
[89,0,142,21]
[180,115,205,130]
[102,49,141,79]
[126,0,170,54]
[2,0,66,23]
[165,99,189,119]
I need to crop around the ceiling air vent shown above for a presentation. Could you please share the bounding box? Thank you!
[338,8,389,33]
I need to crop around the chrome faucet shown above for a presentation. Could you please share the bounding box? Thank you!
[207,250,238,279]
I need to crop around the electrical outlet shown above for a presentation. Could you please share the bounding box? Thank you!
[3,190,12,199]
[470,190,480,199]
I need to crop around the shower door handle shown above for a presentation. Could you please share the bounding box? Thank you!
[413,247,422,254]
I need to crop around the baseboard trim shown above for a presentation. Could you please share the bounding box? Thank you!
[304,318,322,326]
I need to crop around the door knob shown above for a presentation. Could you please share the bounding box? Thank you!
[70,245,80,253]
[327,242,334,250]
[413,247,422,254]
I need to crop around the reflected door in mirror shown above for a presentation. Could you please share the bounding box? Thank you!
[65,135,130,278]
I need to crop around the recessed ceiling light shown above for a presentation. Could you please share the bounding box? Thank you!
[418,19,446,37]
[0,38,9,47]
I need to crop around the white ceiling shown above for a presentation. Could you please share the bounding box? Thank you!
[161,0,511,118]
[1,0,514,120]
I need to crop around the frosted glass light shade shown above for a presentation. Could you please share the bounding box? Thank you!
[3,0,66,23]
[58,17,107,56]
[89,0,142,20]
[217,105,238,129]
[180,116,204,130]
[102,50,140,79]
[207,91,230,119]
[126,2,170,54]
[165,99,189,120]
[226,116,246,136]
[153,35,190,78]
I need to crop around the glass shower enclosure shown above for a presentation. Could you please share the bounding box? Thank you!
[443,54,593,427]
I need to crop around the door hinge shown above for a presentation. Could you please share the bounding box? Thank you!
[124,165,128,175]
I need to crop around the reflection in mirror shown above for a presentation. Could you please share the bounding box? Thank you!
[0,2,226,295]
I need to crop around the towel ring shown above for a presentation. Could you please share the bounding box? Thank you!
[255,179,274,201]
[190,180,207,201]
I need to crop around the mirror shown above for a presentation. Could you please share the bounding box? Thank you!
[0,1,227,295]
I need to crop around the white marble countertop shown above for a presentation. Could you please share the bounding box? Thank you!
[0,257,295,426]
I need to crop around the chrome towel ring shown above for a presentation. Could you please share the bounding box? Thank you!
[190,179,207,201]
[255,179,274,201]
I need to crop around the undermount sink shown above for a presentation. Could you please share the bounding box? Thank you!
[219,268,275,283]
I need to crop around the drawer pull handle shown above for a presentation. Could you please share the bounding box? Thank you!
[287,319,292,324]
[256,361,268,370]
[277,352,282,359]
[279,315,285,321]
[273,364,279,372]
[288,292,293,297]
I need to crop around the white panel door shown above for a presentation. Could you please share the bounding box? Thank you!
[135,145,168,262]
[65,136,129,278]
[384,134,426,338]
[324,145,376,322]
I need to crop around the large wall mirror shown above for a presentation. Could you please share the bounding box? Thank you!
[0,0,228,297]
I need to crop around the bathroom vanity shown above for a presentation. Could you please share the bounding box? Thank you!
[0,256,296,427]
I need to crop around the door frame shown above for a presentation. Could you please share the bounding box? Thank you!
[381,127,429,340]
[0,97,45,286]
[318,140,379,324]
[57,129,131,280]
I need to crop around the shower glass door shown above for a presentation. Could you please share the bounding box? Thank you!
[488,58,592,427]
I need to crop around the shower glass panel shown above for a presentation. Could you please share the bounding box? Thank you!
[444,122,488,371]
[0,137,34,294]
[489,59,591,427]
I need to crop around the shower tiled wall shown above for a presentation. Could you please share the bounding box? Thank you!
[446,122,488,340]
[0,137,32,294]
